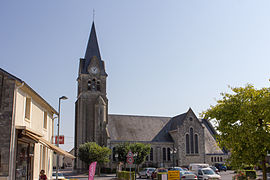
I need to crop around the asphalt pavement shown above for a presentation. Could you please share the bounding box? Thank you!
[60,169,270,180]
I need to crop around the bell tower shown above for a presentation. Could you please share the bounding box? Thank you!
[74,22,108,171]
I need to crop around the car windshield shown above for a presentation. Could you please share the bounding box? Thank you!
[168,167,182,171]
[202,169,215,175]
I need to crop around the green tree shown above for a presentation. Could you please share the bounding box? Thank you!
[78,142,111,176]
[114,142,151,172]
[203,84,270,180]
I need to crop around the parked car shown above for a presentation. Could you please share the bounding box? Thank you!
[180,171,198,180]
[209,166,219,174]
[197,168,221,180]
[189,164,209,172]
[52,172,67,180]
[214,163,227,171]
[139,168,156,179]
[151,168,168,179]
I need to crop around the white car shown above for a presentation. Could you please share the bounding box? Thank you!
[197,168,221,180]
[139,168,156,179]
[52,172,67,180]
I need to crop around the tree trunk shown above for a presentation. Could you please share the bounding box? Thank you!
[262,156,267,180]
[98,164,101,176]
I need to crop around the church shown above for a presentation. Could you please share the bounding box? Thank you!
[74,22,228,171]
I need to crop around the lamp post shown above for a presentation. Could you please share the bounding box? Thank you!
[56,96,68,180]
[170,148,177,168]
[133,153,138,180]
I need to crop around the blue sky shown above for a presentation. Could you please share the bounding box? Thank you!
[1,1,270,151]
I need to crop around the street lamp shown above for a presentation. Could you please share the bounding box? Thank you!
[56,96,68,180]
[170,148,177,168]
[133,153,138,180]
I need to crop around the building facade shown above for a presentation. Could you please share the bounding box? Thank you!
[0,68,74,180]
[74,22,228,171]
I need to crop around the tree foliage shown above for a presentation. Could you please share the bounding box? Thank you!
[114,142,151,166]
[203,84,270,179]
[78,142,111,165]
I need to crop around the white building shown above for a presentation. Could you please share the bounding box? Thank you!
[0,68,74,180]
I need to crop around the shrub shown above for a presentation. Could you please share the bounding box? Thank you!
[117,171,135,180]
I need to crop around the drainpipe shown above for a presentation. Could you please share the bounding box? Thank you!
[9,81,24,180]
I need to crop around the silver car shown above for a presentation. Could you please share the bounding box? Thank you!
[180,171,198,180]
[139,168,156,179]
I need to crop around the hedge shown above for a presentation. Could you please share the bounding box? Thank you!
[117,171,135,180]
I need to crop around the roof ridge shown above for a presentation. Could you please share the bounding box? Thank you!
[108,114,171,118]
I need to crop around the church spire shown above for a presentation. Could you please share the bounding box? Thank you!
[85,21,101,62]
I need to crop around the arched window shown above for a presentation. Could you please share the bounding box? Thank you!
[163,148,166,161]
[190,128,194,154]
[214,157,216,162]
[186,134,190,154]
[167,148,171,161]
[91,79,96,91]
[97,81,101,91]
[195,134,199,154]
[211,157,214,162]
[220,157,223,162]
[217,157,220,162]
[88,80,91,90]
[150,148,153,161]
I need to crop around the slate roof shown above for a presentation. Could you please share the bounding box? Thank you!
[107,112,226,155]
[151,112,187,142]
[108,114,171,142]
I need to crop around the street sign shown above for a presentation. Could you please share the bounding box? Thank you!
[126,157,134,164]
[168,170,180,180]
[55,135,64,144]
[126,150,133,158]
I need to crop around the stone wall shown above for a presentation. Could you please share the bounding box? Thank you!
[176,111,205,166]
[0,73,15,176]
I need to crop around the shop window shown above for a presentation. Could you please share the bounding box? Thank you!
[186,134,190,154]
[25,97,31,120]
[16,141,34,180]
[167,148,171,161]
[43,112,47,129]
[150,148,153,161]
[190,128,194,154]
[195,134,199,154]
[162,148,166,161]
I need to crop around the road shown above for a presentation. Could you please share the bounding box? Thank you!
[62,170,236,180]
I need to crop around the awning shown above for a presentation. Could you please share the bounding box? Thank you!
[17,126,75,159]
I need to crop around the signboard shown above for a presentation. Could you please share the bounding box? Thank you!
[126,150,133,158]
[168,170,180,180]
[55,135,64,144]
[126,157,134,164]
[126,150,134,164]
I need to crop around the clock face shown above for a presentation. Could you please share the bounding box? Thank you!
[90,66,99,74]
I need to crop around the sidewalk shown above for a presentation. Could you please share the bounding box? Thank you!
[59,168,117,180]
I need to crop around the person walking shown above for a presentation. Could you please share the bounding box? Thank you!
[39,170,47,180]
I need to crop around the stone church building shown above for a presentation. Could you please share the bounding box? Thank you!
[74,22,228,171]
